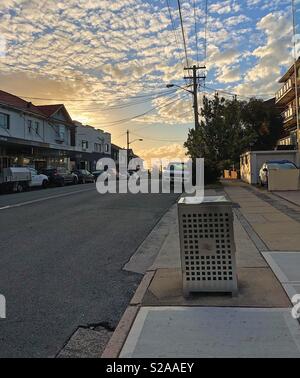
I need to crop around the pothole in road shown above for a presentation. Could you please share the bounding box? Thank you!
[56,323,114,358]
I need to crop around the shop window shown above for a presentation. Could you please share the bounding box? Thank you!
[0,113,9,129]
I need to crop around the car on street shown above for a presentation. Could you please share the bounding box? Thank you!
[92,169,106,180]
[28,168,49,189]
[40,167,78,186]
[259,160,298,186]
[162,162,191,189]
[72,169,95,184]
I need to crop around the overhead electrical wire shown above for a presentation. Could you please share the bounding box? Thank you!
[177,0,189,68]
[193,0,200,65]
[45,91,179,112]
[130,131,186,143]
[204,0,209,64]
[16,89,177,104]
[166,0,186,70]
[199,84,275,100]
[95,93,189,128]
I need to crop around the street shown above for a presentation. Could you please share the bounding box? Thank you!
[0,184,179,358]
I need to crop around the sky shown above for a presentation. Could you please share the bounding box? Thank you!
[0,0,299,163]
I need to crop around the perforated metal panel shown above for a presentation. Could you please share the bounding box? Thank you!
[178,196,238,295]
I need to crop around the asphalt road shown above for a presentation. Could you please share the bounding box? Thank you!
[0,184,179,357]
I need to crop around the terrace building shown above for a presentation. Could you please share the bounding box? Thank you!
[275,58,300,148]
[0,90,112,173]
[0,90,76,171]
[71,121,111,171]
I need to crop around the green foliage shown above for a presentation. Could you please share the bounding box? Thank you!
[184,94,283,183]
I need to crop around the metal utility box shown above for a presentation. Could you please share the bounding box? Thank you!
[178,196,238,296]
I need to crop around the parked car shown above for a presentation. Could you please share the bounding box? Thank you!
[0,167,31,193]
[72,169,95,184]
[162,162,191,188]
[92,169,106,180]
[259,160,298,186]
[92,168,118,181]
[28,168,49,188]
[40,168,78,186]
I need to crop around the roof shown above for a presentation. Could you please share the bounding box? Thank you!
[36,104,74,124]
[36,104,64,117]
[111,143,125,150]
[0,90,45,116]
[278,58,300,83]
[266,160,296,164]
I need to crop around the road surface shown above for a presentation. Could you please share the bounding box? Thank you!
[0,184,179,357]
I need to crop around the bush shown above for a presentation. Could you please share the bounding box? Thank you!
[204,161,221,184]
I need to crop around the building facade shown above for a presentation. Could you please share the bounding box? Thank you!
[0,91,76,171]
[0,90,112,173]
[71,121,111,171]
[275,58,300,148]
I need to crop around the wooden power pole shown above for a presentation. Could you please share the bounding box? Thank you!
[184,65,206,130]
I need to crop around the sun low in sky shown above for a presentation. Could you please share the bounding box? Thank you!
[0,0,298,162]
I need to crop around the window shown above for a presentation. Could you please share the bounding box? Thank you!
[27,120,32,132]
[105,144,109,153]
[29,168,37,175]
[82,140,89,150]
[35,121,39,134]
[0,113,9,129]
[58,125,65,141]
[94,143,102,152]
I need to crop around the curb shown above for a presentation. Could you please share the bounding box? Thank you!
[101,270,155,358]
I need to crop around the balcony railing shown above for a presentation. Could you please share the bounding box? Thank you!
[275,78,293,103]
[282,109,300,125]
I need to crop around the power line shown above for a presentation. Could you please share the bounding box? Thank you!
[15,89,177,104]
[95,93,188,128]
[193,0,200,65]
[177,0,189,68]
[43,91,179,113]
[199,84,275,100]
[131,131,185,143]
[204,0,209,64]
[76,95,176,112]
[166,0,186,69]
[130,106,193,133]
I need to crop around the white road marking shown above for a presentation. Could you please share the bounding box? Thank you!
[0,187,95,211]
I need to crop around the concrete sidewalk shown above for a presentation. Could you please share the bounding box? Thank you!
[103,182,300,358]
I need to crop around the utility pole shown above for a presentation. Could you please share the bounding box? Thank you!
[126,129,130,152]
[126,130,143,159]
[184,65,206,130]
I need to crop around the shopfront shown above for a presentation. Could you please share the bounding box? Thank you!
[0,136,71,172]
[69,151,107,172]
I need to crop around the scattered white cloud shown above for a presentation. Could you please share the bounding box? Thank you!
[0,0,296,160]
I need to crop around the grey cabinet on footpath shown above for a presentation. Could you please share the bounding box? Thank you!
[178,196,238,297]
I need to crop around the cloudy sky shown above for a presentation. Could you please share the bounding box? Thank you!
[0,0,299,162]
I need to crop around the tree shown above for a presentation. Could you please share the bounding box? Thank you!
[242,98,282,150]
[184,94,283,183]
